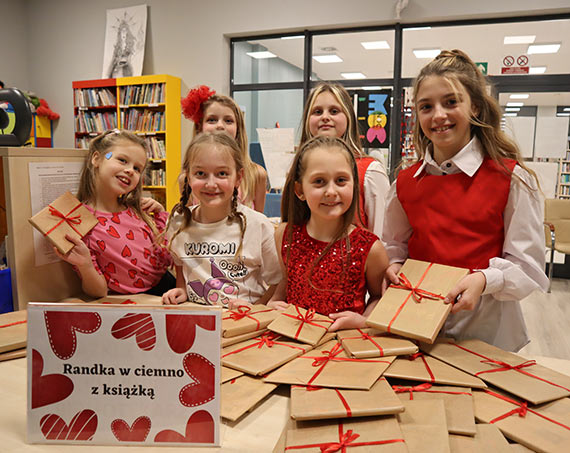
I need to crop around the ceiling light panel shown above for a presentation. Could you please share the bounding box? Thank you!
[529,66,547,74]
[361,41,390,50]
[503,35,536,44]
[527,43,561,54]
[509,94,529,99]
[341,72,367,79]
[246,51,277,59]
[413,49,441,59]
[507,102,524,107]
[313,54,343,63]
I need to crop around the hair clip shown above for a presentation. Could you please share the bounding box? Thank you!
[181,85,216,123]
[105,152,113,159]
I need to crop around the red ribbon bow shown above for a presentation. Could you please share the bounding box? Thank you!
[283,305,332,341]
[409,352,435,382]
[342,329,384,356]
[45,203,83,237]
[392,382,433,399]
[221,332,305,358]
[476,358,537,376]
[223,305,272,331]
[391,272,445,303]
[320,429,360,453]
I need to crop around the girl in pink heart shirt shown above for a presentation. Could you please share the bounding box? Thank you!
[56,130,174,297]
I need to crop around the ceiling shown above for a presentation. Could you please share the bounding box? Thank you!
[246,18,570,107]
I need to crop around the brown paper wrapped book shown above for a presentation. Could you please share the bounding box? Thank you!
[221,328,267,348]
[0,310,27,354]
[422,338,570,404]
[449,424,511,453]
[221,366,243,384]
[286,416,407,452]
[384,352,487,388]
[397,399,450,453]
[221,332,312,376]
[267,305,333,345]
[366,259,469,343]
[221,375,278,422]
[28,191,98,255]
[337,328,418,358]
[394,383,476,435]
[290,378,404,421]
[222,305,278,338]
[472,389,570,453]
[264,340,395,390]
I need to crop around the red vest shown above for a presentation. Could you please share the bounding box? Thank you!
[354,157,375,229]
[397,158,516,269]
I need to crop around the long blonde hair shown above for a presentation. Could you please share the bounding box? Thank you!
[77,129,158,236]
[194,94,259,207]
[166,132,247,258]
[412,49,539,188]
[299,83,363,157]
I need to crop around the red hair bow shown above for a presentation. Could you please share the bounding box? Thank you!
[181,85,216,123]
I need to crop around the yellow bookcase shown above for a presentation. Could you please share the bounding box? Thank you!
[73,75,181,211]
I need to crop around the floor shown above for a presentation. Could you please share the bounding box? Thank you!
[518,277,570,360]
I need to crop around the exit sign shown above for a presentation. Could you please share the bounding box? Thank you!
[475,62,488,75]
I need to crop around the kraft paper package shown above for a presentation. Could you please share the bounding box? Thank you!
[448,424,511,453]
[336,328,418,358]
[267,305,333,346]
[221,375,278,422]
[222,305,279,338]
[397,399,451,453]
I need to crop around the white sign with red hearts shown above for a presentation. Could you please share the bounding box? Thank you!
[27,303,221,446]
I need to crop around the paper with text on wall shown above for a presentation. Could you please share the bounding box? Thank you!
[256,128,295,190]
[27,303,221,446]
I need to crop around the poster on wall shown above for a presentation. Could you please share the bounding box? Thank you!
[348,89,391,149]
[27,303,221,446]
[102,5,148,79]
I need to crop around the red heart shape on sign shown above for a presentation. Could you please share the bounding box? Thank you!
[40,409,98,440]
[111,416,151,442]
[180,353,215,407]
[32,349,74,409]
[165,314,216,354]
[153,410,214,443]
[111,313,156,351]
[44,311,102,360]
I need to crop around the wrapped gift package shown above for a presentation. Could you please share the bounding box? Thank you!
[448,424,511,453]
[222,305,278,338]
[221,332,312,376]
[264,340,395,390]
[384,352,486,388]
[397,399,450,453]
[394,383,476,435]
[221,328,267,348]
[28,191,98,255]
[290,378,404,421]
[472,389,570,453]
[0,310,27,354]
[366,259,469,343]
[267,305,332,345]
[221,366,244,384]
[221,375,278,422]
[286,416,407,452]
[422,338,570,404]
[337,328,418,358]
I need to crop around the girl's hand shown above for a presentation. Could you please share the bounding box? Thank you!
[53,234,92,268]
[141,197,165,215]
[328,311,366,332]
[267,300,290,311]
[444,272,486,313]
[381,262,402,294]
[227,299,252,310]
[162,288,187,305]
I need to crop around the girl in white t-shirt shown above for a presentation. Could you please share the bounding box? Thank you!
[162,132,281,306]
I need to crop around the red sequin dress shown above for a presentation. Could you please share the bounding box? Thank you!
[282,224,378,315]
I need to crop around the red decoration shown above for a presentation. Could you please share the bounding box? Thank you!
[40,409,98,441]
[154,410,215,443]
[165,314,217,354]
[111,416,151,442]
[223,305,273,331]
[282,306,333,341]
[32,349,74,409]
[44,204,83,237]
[181,85,216,124]
[392,382,472,400]
[111,313,156,351]
[180,353,215,407]
[44,311,102,360]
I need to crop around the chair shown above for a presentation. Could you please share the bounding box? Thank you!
[544,198,570,292]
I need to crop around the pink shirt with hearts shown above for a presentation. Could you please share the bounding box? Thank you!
[81,206,172,294]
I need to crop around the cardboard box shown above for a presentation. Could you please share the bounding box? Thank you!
[267,305,332,346]
[384,353,487,388]
[222,305,278,338]
[366,259,469,343]
[337,328,418,358]
[473,389,570,453]
[28,191,98,255]
[264,340,395,390]
[422,338,570,404]
[290,377,404,420]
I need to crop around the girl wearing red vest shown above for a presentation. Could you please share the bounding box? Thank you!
[268,136,389,331]
[299,83,390,238]
[383,50,548,352]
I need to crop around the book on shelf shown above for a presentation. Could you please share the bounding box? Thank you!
[74,88,117,108]
[145,136,166,159]
[120,83,165,105]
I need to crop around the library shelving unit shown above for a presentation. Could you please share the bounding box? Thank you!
[557,148,570,199]
[72,75,181,211]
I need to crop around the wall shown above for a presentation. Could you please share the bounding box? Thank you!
[2,0,569,148]
[1,0,30,91]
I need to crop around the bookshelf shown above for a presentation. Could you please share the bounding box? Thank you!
[72,75,181,211]
[557,148,570,199]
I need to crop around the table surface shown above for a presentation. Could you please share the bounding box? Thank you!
[3,294,570,451]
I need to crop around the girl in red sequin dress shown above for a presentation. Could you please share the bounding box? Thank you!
[267,136,389,331]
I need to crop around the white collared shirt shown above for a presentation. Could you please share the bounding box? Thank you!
[382,138,549,351]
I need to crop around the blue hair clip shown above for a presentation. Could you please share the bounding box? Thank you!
[105,152,113,160]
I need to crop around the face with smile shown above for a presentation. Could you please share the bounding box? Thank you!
[416,75,476,163]
[93,141,147,200]
[295,146,354,225]
[308,91,348,139]
[187,144,242,222]
[201,102,238,139]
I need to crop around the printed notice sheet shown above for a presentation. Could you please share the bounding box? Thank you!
[256,128,295,190]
